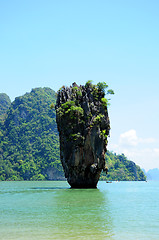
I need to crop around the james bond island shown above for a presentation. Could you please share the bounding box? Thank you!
[55,81,114,188]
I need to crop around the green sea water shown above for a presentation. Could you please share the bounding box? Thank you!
[0,181,159,240]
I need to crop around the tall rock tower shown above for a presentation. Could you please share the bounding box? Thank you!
[55,81,113,188]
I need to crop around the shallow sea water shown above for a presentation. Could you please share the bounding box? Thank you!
[0,181,159,240]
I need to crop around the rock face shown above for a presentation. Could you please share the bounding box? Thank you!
[0,93,11,118]
[56,82,110,188]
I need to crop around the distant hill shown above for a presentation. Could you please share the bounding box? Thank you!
[145,168,159,181]
[0,88,146,181]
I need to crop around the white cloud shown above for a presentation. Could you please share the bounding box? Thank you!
[154,148,159,156]
[119,129,155,147]
[108,129,158,171]
[119,129,138,146]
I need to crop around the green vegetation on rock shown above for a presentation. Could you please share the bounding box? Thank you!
[85,80,114,104]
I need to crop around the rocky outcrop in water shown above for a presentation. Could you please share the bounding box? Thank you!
[56,82,112,188]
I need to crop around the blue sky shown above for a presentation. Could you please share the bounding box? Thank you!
[1,0,159,170]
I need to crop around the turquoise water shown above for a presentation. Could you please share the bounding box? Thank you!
[0,181,159,240]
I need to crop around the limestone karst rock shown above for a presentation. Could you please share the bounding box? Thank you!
[55,82,111,188]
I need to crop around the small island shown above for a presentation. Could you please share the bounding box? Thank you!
[0,87,146,182]
[55,81,114,188]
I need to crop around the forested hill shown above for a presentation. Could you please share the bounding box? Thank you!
[0,88,63,180]
[101,151,146,181]
[0,87,146,181]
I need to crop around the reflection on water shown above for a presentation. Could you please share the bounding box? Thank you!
[51,188,114,239]
[0,181,114,240]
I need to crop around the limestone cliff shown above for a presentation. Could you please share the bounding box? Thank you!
[56,81,112,188]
